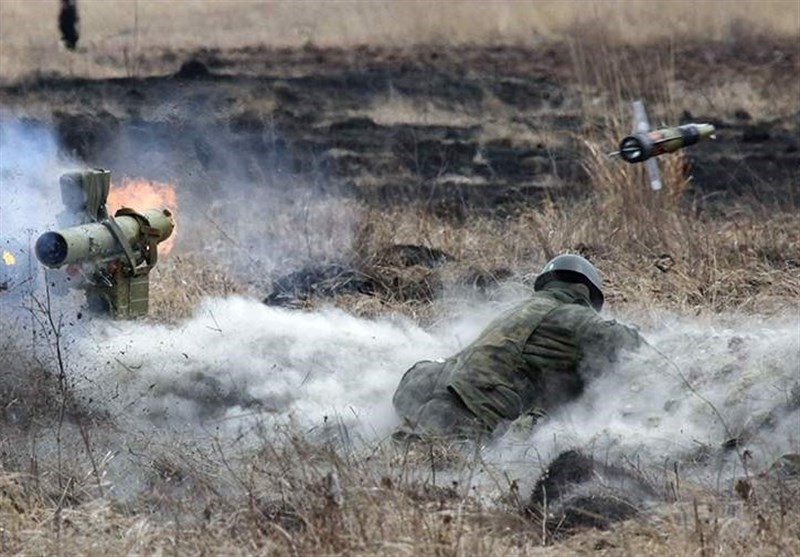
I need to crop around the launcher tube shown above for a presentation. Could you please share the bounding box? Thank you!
[35,208,174,268]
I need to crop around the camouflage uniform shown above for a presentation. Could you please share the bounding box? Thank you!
[392,280,642,441]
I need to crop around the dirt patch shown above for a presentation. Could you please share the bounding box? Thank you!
[528,450,658,534]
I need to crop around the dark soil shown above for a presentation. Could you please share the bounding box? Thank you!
[527,450,658,534]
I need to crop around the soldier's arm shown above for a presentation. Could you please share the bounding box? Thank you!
[573,309,644,368]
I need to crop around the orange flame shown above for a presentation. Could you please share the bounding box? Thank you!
[2,251,15,265]
[107,177,178,254]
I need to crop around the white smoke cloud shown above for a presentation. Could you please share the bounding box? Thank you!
[0,118,69,237]
[0,118,85,309]
[491,312,800,488]
[73,296,465,439]
[67,295,800,485]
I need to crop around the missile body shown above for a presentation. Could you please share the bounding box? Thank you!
[618,123,716,164]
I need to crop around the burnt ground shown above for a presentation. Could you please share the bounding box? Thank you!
[1,39,798,217]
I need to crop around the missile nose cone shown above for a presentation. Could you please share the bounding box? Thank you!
[697,123,716,139]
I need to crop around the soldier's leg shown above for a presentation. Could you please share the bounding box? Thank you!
[392,359,488,441]
[410,389,490,440]
[392,359,444,421]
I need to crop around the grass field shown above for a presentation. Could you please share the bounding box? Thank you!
[1,1,799,555]
[1,0,799,81]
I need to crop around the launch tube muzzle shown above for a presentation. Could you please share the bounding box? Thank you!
[35,208,175,268]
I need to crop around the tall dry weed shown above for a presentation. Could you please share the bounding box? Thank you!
[570,32,690,226]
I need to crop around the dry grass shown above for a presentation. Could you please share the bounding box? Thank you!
[2,430,799,556]
[134,185,800,338]
[7,168,796,554]
[1,0,799,81]
[297,200,800,315]
[1,3,799,555]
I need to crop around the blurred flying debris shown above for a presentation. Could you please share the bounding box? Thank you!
[654,253,675,273]
[766,453,800,479]
[59,0,80,51]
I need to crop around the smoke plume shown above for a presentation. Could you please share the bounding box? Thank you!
[0,119,77,301]
[64,296,800,483]
[491,312,800,488]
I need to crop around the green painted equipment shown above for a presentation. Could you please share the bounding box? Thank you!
[35,169,175,318]
[617,123,716,164]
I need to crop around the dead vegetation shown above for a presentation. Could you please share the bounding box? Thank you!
[1,0,798,81]
[1,2,799,555]
[1,420,799,555]
[4,128,797,555]
[151,153,799,322]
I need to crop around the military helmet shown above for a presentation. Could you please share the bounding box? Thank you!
[534,254,604,311]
